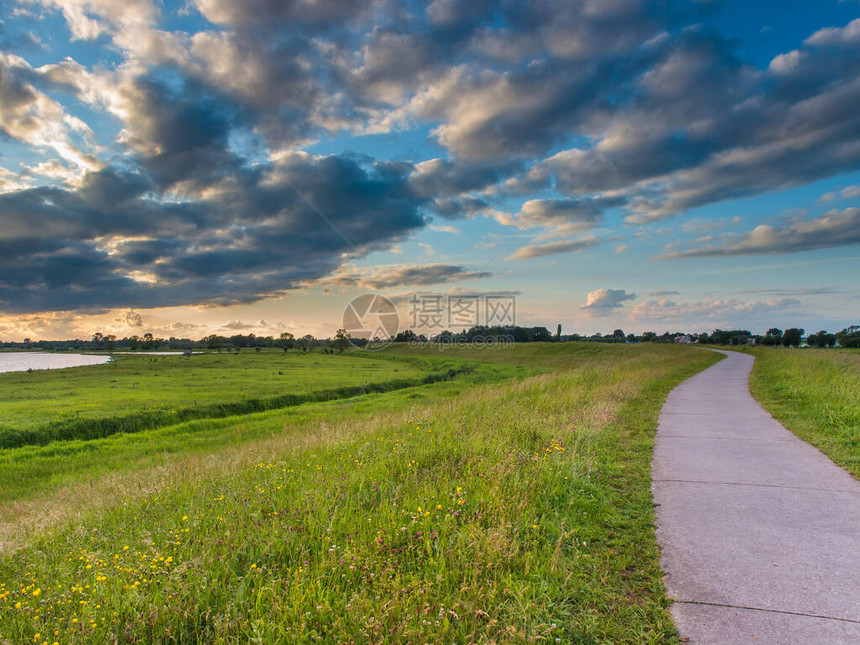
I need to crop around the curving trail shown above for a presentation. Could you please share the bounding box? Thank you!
[652,349,860,644]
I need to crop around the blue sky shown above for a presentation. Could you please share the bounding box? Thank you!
[0,0,859,341]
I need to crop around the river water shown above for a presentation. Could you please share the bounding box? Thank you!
[0,353,112,374]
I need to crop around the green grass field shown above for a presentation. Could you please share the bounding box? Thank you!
[745,347,860,478]
[0,352,462,449]
[0,343,720,644]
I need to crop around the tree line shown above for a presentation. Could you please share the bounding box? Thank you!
[2,324,858,351]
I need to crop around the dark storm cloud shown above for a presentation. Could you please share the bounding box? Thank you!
[0,154,427,313]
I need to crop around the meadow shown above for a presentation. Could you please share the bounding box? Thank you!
[0,343,721,644]
[745,347,860,478]
[0,352,465,449]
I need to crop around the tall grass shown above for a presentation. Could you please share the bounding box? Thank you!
[0,344,718,643]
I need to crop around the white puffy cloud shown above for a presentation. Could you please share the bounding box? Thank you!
[580,288,636,316]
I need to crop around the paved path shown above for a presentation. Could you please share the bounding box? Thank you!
[652,349,860,644]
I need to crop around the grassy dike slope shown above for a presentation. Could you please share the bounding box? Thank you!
[743,347,860,478]
[0,344,719,644]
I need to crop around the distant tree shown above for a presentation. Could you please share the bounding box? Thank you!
[761,328,783,346]
[332,329,350,353]
[626,333,636,343]
[300,334,316,351]
[836,325,860,348]
[531,327,553,342]
[708,329,752,345]
[92,332,103,347]
[394,329,417,343]
[808,330,836,348]
[641,331,658,342]
[278,332,295,352]
[612,329,625,339]
[205,334,224,350]
[556,324,562,341]
[782,328,804,347]
[730,331,752,346]
[104,334,117,350]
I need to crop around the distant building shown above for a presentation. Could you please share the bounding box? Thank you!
[675,335,693,344]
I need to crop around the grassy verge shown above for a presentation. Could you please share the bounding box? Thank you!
[0,344,718,644]
[743,347,860,478]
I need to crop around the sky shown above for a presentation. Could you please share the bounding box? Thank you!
[0,0,859,341]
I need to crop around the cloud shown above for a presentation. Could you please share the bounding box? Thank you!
[409,158,520,200]
[0,152,427,313]
[511,20,860,225]
[629,297,801,321]
[646,290,681,297]
[0,166,35,193]
[429,224,460,233]
[818,184,860,201]
[5,0,860,320]
[0,52,100,174]
[739,287,843,296]
[512,198,618,235]
[659,207,860,258]
[319,263,493,290]
[505,236,602,260]
[580,288,636,316]
[29,0,159,41]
